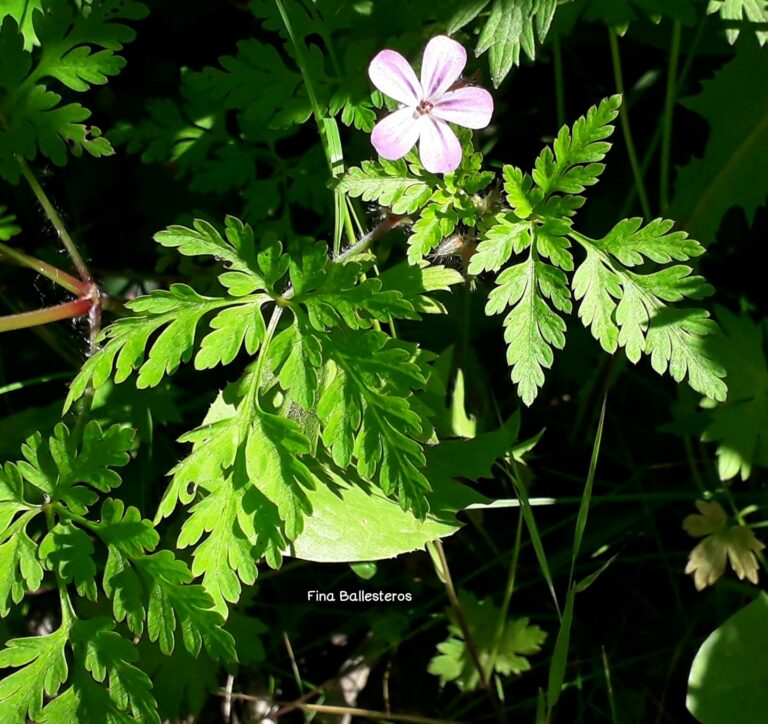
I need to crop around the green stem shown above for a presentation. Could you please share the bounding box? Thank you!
[248,304,283,412]
[660,21,682,213]
[0,240,87,295]
[0,371,73,397]
[428,540,506,724]
[274,0,328,158]
[334,214,403,263]
[608,30,652,220]
[684,436,707,493]
[553,37,565,128]
[17,157,93,283]
[618,13,707,219]
[43,501,75,628]
[0,298,92,333]
[306,2,342,77]
[274,0,353,259]
[487,510,523,678]
[248,214,403,410]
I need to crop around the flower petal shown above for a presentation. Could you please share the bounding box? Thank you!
[432,87,494,129]
[419,117,462,174]
[369,49,421,106]
[420,35,467,100]
[371,108,422,160]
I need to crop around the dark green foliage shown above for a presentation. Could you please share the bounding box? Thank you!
[0,0,147,181]
[2,1,767,722]
[0,423,234,719]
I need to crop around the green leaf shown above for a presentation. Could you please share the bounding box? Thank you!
[532,94,621,199]
[572,223,727,401]
[475,0,559,87]
[287,421,511,562]
[66,285,266,402]
[17,421,132,511]
[337,160,433,215]
[155,392,242,523]
[407,202,458,264]
[288,246,418,332]
[0,0,147,181]
[447,0,492,33]
[103,545,147,637]
[428,590,547,691]
[177,472,261,615]
[707,0,768,45]
[0,0,44,50]
[422,416,523,493]
[486,256,571,406]
[0,205,20,239]
[578,0,697,31]
[502,165,535,218]
[67,217,296,406]
[0,626,69,721]
[41,618,161,724]
[377,260,464,315]
[136,551,236,660]
[195,303,268,369]
[317,331,430,512]
[137,642,218,720]
[687,593,768,723]
[40,522,98,601]
[154,217,288,294]
[469,214,532,274]
[669,41,768,243]
[95,498,159,558]
[287,467,469,563]
[164,387,312,599]
[273,321,322,409]
[98,498,159,635]
[701,308,768,481]
[245,411,314,540]
[0,509,43,617]
[185,38,301,121]
[103,545,234,660]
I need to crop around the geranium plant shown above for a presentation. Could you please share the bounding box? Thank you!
[1,1,767,722]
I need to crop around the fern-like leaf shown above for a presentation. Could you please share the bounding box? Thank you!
[572,221,727,400]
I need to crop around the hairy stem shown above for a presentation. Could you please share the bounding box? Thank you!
[0,241,88,295]
[608,30,652,220]
[660,21,682,213]
[0,299,92,333]
[17,157,93,283]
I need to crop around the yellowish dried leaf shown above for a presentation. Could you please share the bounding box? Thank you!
[683,500,765,591]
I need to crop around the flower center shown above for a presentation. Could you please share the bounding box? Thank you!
[416,99,434,115]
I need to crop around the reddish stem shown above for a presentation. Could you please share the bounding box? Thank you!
[0,241,88,296]
[0,299,92,333]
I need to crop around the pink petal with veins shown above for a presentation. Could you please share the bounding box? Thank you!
[368,50,422,107]
[419,117,462,174]
[420,35,467,100]
[432,86,494,129]
[371,107,422,160]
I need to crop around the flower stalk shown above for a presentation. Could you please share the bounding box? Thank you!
[17,157,93,284]
[0,241,89,296]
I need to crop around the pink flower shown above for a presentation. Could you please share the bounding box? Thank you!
[368,36,494,175]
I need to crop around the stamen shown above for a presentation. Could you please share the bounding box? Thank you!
[416,99,434,115]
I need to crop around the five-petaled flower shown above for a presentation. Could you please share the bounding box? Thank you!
[368,35,493,175]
